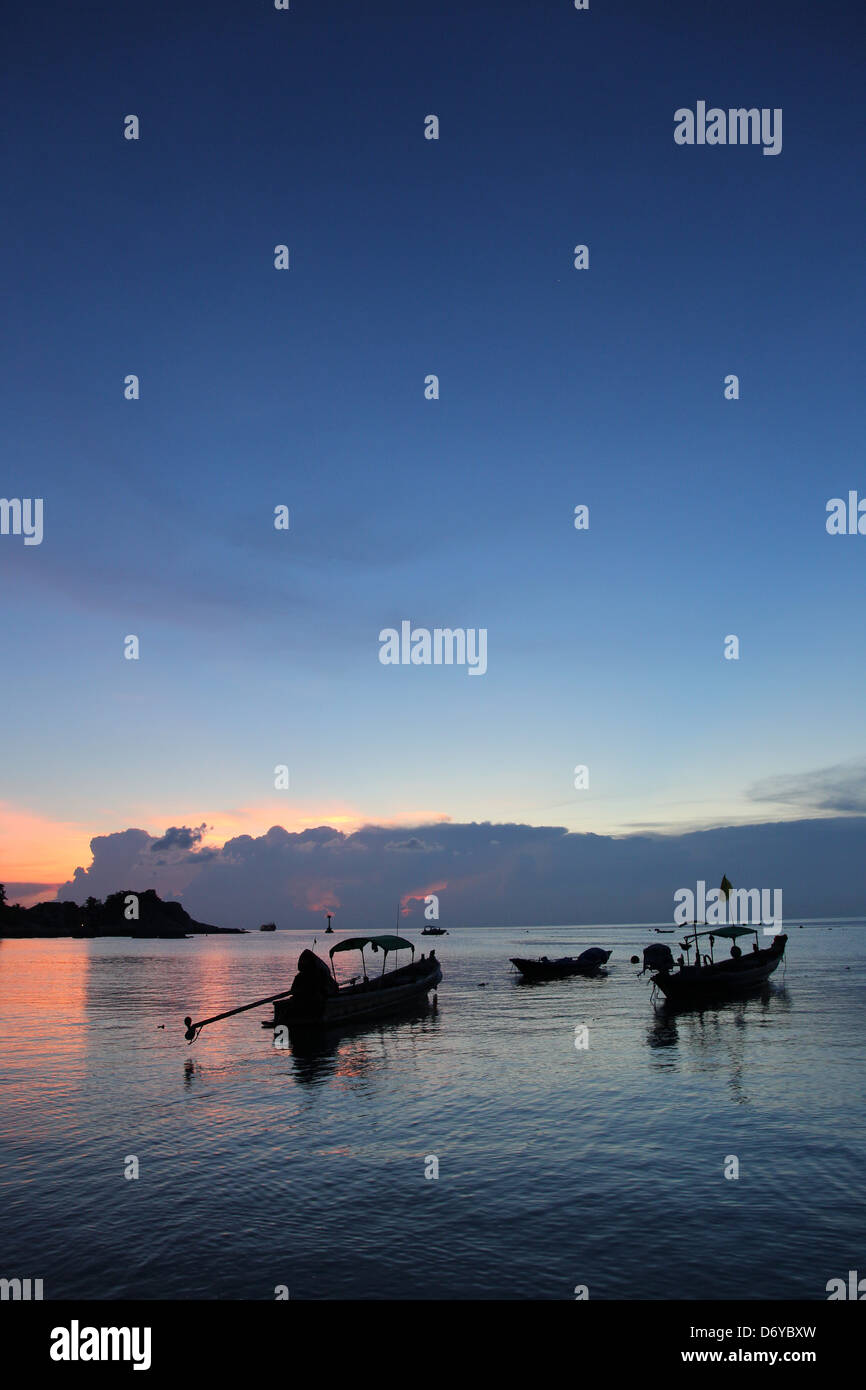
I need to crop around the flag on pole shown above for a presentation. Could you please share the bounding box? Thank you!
[720,874,734,926]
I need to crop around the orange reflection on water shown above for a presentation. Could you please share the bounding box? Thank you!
[333,1041,375,1081]
[0,939,90,1138]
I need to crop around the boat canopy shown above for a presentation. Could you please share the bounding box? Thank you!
[369,935,415,955]
[329,934,415,959]
[329,936,372,956]
[689,925,757,940]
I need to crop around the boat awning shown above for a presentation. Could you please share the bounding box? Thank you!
[688,925,757,940]
[329,936,373,956]
[370,935,414,953]
[329,934,415,958]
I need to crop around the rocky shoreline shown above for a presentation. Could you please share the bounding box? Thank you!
[0,887,245,938]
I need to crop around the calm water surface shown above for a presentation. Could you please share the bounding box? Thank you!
[1,924,864,1299]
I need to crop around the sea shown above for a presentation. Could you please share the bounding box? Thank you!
[1,922,864,1301]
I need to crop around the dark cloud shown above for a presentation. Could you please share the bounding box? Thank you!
[53,815,866,929]
[384,837,441,852]
[748,761,866,815]
[55,826,215,906]
[150,824,207,852]
[64,829,153,896]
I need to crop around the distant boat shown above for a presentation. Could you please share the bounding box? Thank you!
[259,922,276,932]
[645,927,787,1006]
[653,928,674,934]
[510,948,611,981]
[421,926,447,936]
[269,936,441,1029]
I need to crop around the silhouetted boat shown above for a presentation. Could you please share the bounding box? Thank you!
[183,934,442,1043]
[510,948,611,980]
[259,922,276,931]
[646,928,787,1005]
[421,926,447,935]
[268,935,442,1029]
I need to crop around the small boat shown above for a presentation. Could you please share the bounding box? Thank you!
[259,922,276,932]
[421,926,447,936]
[269,935,442,1029]
[653,928,674,934]
[510,947,611,981]
[184,935,441,1043]
[645,926,787,1006]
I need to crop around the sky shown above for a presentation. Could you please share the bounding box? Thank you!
[2,0,865,918]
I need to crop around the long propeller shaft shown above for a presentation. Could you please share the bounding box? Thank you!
[184,986,293,1042]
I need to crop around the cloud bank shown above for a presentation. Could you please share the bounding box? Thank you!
[53,815,866,929]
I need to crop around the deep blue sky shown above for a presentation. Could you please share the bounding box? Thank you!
[2,0,865,898]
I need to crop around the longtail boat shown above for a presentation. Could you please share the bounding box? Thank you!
[184,934,441,1042]
[645,925,787,1006]
[510,947,611,981]
[269,935,441,1029]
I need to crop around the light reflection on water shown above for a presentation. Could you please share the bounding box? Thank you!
[0,924,864,1299]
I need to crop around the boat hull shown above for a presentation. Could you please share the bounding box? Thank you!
[510,950,611,981]
[270,961,442,1029]
[652,933,787,1004]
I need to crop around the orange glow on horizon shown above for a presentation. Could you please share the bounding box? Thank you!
[192,803,451,846]
[0,802,92,898]
[0,797,453,902]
